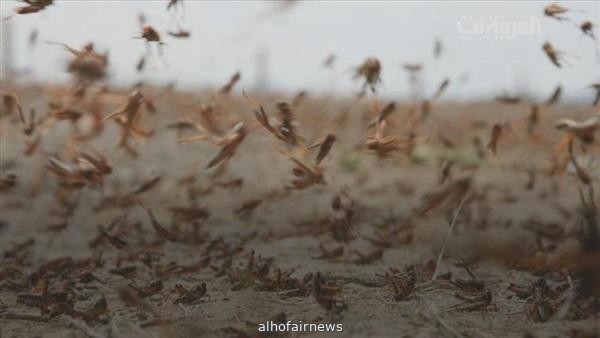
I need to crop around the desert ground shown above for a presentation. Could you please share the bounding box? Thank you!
[1,1,600,338]
[1,84,599,337]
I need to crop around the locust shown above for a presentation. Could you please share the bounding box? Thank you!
[434,38,443,59]
[3,0,54,20]
[167,118,205,139]
[554,113,600,144]
[167,0,183,11]
[487,123,504,154]
[580,21,596,41]
[527,105,539,136]
[1,90,24,121]
[173,282,207,305]
[432,78,450,100]
[366,102,395,128]
[328,192,356,242]
[180,122,248,169]
[195,103,223,135]
[141,205,181,242]
[205,122,247,169]
[219,71,241,94]
[0,174,18,192]
[355,57,382,93]
[323,53,336,68]
[136,55,146,72]
[27,29,39,49]
[136,25,166,59]
[129,280,163,298]
[139,25,163,44]
[45,156,109,188]
[286,155,325,190]
[130,175,162,195]
[234,199,263,216]
[495,93,521,104]
[99,227,128,250]
[167,29,191,39]
[542,42,566,68]
[402,63,422,73]
[438,159,453,184]
[385,266,416,301]
[417,177,471,216]
[312,272,347,316]
[526,279,561,322]
[544,3,572,21]
[276,101,300,147]
[546,85,562,106]
[366,121,400,158]
[47,42,108,83]
[243,92,304,147]
[292,90,307,106]
[102,91,154,151]
[307,133,337,166]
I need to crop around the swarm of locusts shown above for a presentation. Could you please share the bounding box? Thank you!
[0,1,599,337]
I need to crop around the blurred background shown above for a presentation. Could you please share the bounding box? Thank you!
[1,0,599,102]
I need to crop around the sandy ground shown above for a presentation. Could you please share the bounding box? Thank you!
[1,85,599,337]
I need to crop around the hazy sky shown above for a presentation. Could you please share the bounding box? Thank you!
[1,1,599,101]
